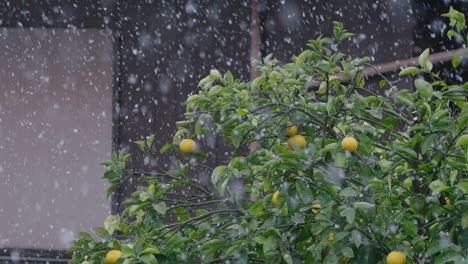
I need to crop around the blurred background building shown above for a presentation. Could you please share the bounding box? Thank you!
[0,0,466,262]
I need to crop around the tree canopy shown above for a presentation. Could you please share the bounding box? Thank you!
[69,10,467,264]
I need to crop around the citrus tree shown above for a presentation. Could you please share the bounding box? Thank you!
[69,11,467,264]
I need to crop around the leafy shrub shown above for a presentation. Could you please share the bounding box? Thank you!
[69,10,467,264]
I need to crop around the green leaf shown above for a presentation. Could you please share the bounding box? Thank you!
[453,51,468,68]
[106,184,119,199]
[152,202,167,215]
[418,48,433,71]
[421,134,437,154]
[231,130,243,148]
[356,134,374,155]
[426,238,450,257]
[395,91,415,107]
[429,180,448,194]
[282,252,293,264]
[443,8,466,31]
[353,202,375,210]
[455,134,468,147]
[351,230,363,247]
[399,67,421,76]
[395,146,418,160]
[402,220,417,236]
[219,176,231,196]
[457,181,468,194]
[140,192,150,202]
[104,215,120,235]
[377,159,393,172]
[379,80,387,88]
[222,244,242,258]
[447,29,457,37]
[248,201,264,216]
[263,235,277,257]
[414,79,433,98]
[195,113,211,136]
[321,143,338,153]
[122,247,135,258]
[434,250,463,264]
[296,180,313,203]
[340,207,356,224]
[226,71,234,85]
[200,239,226,257]
[462,213,468,229]
[251,75,265,90]
[342,246,354,258]
[93,227,110,239]
[135,140,145,151]
[369,107,383,119]
[340,187,358,197]
[236,109,248,116]
[175,120,192,127]
[140,245,161,255]
[210,69,222,79]
[77,232,93,241]
[211,165,227,186]
[174,208,190,222]
[317,81,328,94]
[100,160,113,166]
[146,135,154,147]
[160,144,174,154]
[139,253,158,264]
[197,76,211,88]
[334,231,350,242]
[129,202,150,215]
[295,50,310,65]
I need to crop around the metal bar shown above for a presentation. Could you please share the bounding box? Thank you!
[363,47,468,77]
[248,0,263,154]
[0,256,70,262]
[307,47,468,87]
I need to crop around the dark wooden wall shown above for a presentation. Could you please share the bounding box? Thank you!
[260,0,417,65]
[111,0,252,212]
[0,0,108,28]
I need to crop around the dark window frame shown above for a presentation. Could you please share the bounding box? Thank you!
[0,1,121,262]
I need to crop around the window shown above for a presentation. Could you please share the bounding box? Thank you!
[0,28,113,255]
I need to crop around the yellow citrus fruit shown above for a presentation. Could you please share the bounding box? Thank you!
[180,139,196,153]
[286,125,298,137]
[311,204,321,214]
[341,137,358,152]
[445,197,451,205]
[341,257,349,263]
[288,135,306,149]
[272,191,280,206]
[105,250,122,264]
[289,171,303,179]
[325,232,334,248]
[386,251,406,264]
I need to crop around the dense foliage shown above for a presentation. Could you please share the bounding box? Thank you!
[69,10,467,264]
